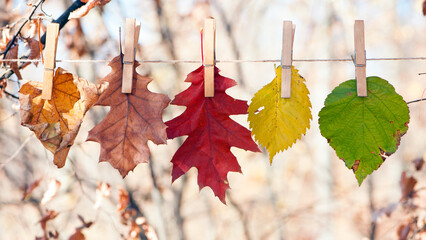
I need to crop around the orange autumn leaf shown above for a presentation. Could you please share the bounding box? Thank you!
[87,55,170,177]
[19,68,105,168]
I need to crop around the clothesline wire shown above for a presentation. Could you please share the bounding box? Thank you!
[0,57,425,63]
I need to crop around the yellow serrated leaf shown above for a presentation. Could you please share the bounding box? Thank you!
[248,66,312,163]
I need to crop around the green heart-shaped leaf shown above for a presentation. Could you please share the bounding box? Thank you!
[319,76,409,184]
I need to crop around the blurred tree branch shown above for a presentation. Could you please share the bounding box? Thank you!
[0,0,87,99]
[211,0,246,87]
[152,0,181,77]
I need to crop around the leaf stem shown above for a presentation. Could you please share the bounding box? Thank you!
[407,98,426,104]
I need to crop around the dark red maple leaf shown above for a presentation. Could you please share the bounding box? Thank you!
[166,66,260,203]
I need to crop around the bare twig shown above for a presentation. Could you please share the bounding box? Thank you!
[3,90,19,99]
[226,192,252,240]
[211,0,246,87]
[172,174,186,240]
[0,111,17,122]
[0,133,34,169]
[407,98,426,104]
[368,177,376,240]
[152,0,182,77]
[0,0,45,57]
[148,157,168,240]
[127,190,150,240]
[39,0,87,44]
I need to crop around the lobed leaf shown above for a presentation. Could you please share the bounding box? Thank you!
[87,55,170,177]
[166,66,260,203]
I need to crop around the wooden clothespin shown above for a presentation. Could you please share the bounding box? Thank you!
[281,21,295,98]
[203,18,216,97]
[354,20,367,97]
[42,23,59,100]
[122,18,141,93]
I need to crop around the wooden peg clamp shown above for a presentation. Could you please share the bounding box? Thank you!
[281,21,295,98]
[42,23,59,100]
[203,18,216,97]
[354,20,367,97]
[122,18,140,94]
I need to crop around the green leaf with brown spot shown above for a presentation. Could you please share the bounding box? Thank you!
[318,76,409,184]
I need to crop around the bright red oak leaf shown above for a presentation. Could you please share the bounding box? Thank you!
[166,66,260,203]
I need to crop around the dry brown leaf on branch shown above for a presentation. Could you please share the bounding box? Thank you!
[5,44,23,79]
[21,37,41,68]
[27,19,39,38]
[69,0,112,19]
[0,28,12,51]
[19,68,106,168]
[87,55,170,177]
